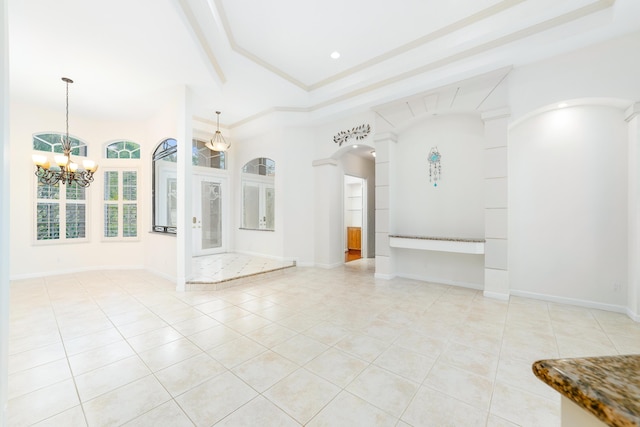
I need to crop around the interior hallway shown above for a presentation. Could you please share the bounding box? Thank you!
[8,259,640,426]
[345,250,362,263]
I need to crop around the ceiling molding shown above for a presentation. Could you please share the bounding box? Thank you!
[175,0,227,84]
[476,70,510,110]
[210,0,613,94]
[306,0,526,91]
[375,111,396,129]
[200,0,615,128]
[229,106,312,129]
[295,0,615,113]
[213,0,525,91]
[230,67,513,129]
[373,67,513,129]
[212,0,308,90]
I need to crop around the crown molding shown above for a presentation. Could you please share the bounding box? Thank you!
[210,0,613,93]
[175,0,226,84]
[189,0,616,129]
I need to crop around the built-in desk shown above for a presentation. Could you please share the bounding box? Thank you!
[389,235,485,254]
[533,355,640,427]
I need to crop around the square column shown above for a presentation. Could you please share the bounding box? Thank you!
[482,109,510,300]
[374,132,397,279]
[1,0,9,423]
[626,102,640,321]
[312,158,343,268]
[176,86,194,291]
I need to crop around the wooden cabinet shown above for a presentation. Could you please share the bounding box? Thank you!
[347,227,361,250]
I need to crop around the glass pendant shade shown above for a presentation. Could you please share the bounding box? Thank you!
[205,111,230,152]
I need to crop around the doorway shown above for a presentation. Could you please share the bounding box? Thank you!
[193,173,227,256]
[344,175,366,262]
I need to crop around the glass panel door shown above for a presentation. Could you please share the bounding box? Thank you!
[265,185,275,230]
[193,174,226,255]
[242,183,260,229]
[201,181,221,250]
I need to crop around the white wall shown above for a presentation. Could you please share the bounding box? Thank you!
[395,114,485,237]
[311,111,377,267]
[10,103,151,279]
[1,0,9,422]
[143,98,185,280]
[510,31,640,122]
[281,127,315,265]
[509,105,628,307]
[392,114,485,286]
[233,128,285,259]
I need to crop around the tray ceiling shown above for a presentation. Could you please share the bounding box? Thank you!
[7,0,640,125]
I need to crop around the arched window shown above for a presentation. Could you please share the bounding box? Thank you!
[242,157,275,176]
[102,140,141,240]
[32,133,90,242]
[33,132,87,156]
[105,140,141,159]
[241,158,275,230]
[152,138,177,233]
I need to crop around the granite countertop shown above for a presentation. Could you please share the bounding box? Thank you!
[532,355,640,427]
[388,235,485,243]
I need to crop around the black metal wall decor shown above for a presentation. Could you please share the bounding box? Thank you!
[333,124,371,146]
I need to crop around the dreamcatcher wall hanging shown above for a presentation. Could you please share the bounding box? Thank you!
[428,147,441,187]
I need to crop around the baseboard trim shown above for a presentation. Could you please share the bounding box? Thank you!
[510,289,628,315]
[626,307,640,322]
[483,290,510,301]
[295,261,315,268]
[10,265,146,281]
[395,273,483,290]
[374,273,396,280]
[315,261,344,269]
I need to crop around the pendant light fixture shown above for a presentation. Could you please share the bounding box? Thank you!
[32,77,98,187]
[205,111,230,152]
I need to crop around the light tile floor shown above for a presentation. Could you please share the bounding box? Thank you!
[8,259,640,426]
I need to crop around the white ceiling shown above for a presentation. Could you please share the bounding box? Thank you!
[7,0,640,127]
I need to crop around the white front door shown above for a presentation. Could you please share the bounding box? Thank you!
[193,174,227,255]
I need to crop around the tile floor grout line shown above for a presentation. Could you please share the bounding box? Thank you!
[9,260,639,425]
[42,273,92,427]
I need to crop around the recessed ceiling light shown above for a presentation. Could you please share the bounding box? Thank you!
[330,51,340,59]
[353,145,358,149]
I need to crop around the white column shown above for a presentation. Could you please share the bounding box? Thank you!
[374,132,397,279]
[482,108,510,300]
[176,86,193,291]
[0,0,9,423]
[626,102,640,321]
[312,158,342,268]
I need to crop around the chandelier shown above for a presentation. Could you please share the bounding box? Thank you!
[205,111,230,152]
[32,77,98,187]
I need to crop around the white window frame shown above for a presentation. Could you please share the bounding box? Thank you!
[33,133,91,245]
[34,178,89,245]
[103,168,140,241]
[241,173,275,230]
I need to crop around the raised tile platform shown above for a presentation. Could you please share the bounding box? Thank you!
[187,253,296,290]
